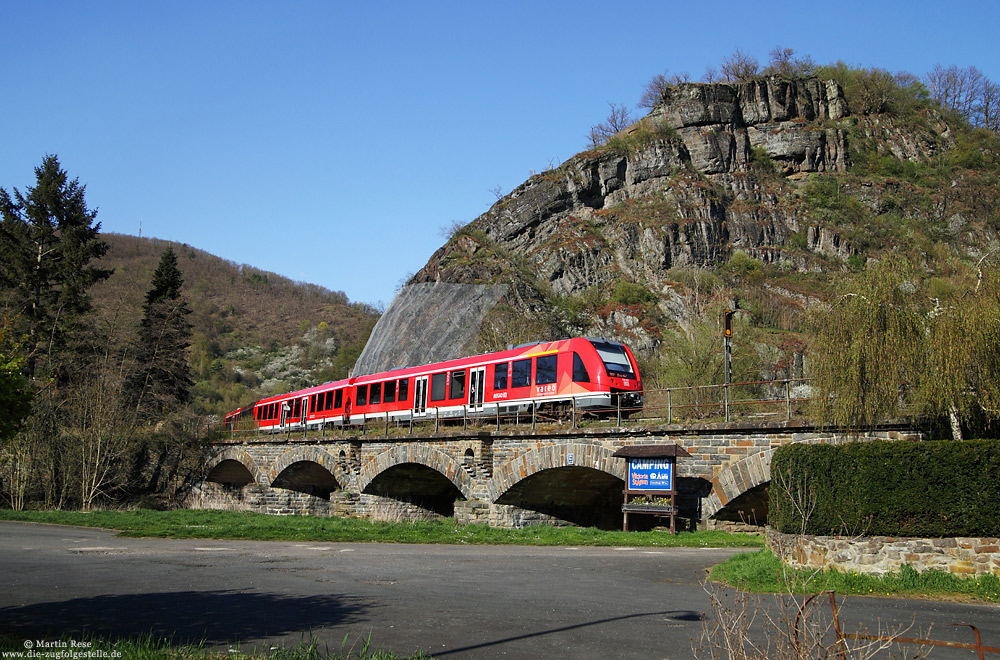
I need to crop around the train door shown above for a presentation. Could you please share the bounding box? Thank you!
[280,401,290,428]
[469,367,486,411]
[414,376,428,416]
[300,396,309,425]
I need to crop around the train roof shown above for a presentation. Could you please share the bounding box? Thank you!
[350,337,619,384]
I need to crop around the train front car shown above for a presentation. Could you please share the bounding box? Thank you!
[578,338,643,415]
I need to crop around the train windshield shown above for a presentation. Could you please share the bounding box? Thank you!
[591,340,635,379]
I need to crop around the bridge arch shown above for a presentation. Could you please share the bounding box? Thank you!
[358,445,474,500]
[487,443,625,502]
[267,446,352,498]
[268,446,351,492]
[703,448,775,521]
[205,448,265,486]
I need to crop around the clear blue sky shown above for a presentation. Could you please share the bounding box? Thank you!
[3,1,998,307]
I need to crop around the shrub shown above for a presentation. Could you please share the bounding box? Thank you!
[718,252,764,284]
[611,281,657,306]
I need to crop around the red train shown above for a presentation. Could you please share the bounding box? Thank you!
[224,337,642,432]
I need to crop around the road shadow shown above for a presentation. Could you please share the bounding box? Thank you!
[0,590,368,645]
[436,609,704,656]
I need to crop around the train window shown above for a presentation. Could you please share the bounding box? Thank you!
[572,352,591,383]
[370,382,382,405]
[535,355,557,385]
[512,359,531,388]
[398,378,409,402]
[309,394,316,413]
[384,380,396,403]
[592,340,635,378]
[430,372,447,401]
[334,389,343,409]
[449,369,466,399]
[325,390,333,410]
[356,384,369,406]
[268,403,275,419]
[293,399,301,418]
[493,363,508,390]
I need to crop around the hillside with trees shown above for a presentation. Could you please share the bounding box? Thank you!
[0,162,378,510]
[91,233,379,418]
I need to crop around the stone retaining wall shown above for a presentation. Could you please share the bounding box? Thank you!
[767,529,1000,577]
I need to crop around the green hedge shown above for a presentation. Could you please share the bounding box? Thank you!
[768,439,1000,537]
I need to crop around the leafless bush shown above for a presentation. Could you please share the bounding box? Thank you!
[693,583,928,660]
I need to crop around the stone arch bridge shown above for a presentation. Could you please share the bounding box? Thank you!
[198,423,919,530]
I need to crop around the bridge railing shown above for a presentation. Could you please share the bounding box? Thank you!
[221,378,816,440]
[627,377,814,426]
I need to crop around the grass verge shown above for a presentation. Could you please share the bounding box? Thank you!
[710,548,1000,603]
[0,508,762,547]
[0,633,432,659]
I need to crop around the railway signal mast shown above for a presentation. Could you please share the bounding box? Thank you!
[723,309,735,421]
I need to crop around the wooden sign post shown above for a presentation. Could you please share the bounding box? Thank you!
[613,445,690,533]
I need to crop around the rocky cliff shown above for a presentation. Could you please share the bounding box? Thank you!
[354,75,992,375]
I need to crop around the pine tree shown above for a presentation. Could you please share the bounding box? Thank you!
[131,246,193,417]
[0,155,110,380]
[0,320,32,446]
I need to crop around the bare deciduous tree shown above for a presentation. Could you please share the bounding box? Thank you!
[924,63,1000,131]
[588,102,635,147]
[925,64,985,119]
[980,79,1000,132]
[638,70,691,109]
[66,304,141,510]
[765,47,816,78]
[719,49,760,82]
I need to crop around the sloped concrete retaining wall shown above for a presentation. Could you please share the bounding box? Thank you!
[767,529,1000,577]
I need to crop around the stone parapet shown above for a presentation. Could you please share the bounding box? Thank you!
[767,529,1000,577]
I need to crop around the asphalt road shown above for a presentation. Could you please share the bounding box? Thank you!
[1,522,997,659]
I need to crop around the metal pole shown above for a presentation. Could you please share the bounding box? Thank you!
[571,397,577,429]
[786,380,791,420]
[724,335,732,422]
[531,401,536,431]
[667,389,672,424]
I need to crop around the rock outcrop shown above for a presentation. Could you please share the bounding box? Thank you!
[355,76,968,375]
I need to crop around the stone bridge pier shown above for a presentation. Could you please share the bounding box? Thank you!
[195,423,919,530]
